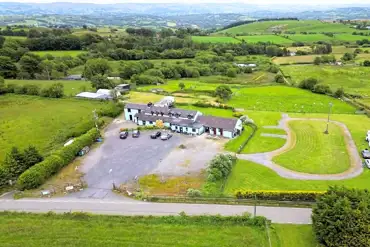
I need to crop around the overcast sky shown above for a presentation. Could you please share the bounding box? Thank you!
[1,0,369,4]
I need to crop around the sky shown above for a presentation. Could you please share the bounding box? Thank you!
[1,0,369,4]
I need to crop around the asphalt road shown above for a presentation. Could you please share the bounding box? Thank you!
[72,126,181,199]
[0,198,312,224]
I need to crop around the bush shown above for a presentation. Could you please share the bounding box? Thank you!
[312,84,332,94]
[0,166,10,187]
[186,188,202,197]
[17,128,100,190]
[275,74,285,83]
[267,65,279,73]
[24,84,41,95]
[299,78,318,90]
[207,154,236,182]
[226,68,237,78]
[312,186,370,247]
[235,190,322,201]
[131,74,165,85]
[334,87,345,98]
[232,112,243,118]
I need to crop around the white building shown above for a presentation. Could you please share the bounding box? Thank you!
[124,103,243,138]
[235,63,257,68]
[76,92,111,100]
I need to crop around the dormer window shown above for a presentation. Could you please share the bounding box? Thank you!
[161,112,164,116]
[187,114,193,119]
[151,111,154,115]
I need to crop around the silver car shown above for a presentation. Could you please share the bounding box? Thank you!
[365,159,370,169]
[160,132,172,140]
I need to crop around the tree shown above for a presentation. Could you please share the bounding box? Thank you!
[215,85,232,101]
[0,36,5,48]
[0,56,18,78]
[83,58,111,79]
[178,82,185,90]
[299,78,319,90]
[341,52,354,61]
[334,87,345,98]
[312,186,370,247]
[40,60,54,80]
[41,83,64,98]
[90,75,115,90]
[3,147,25,180]
[275,74,285,83]
[22,145,43,170]
[312,84,331,94]
[19,54,42,79]
[0,75,5,94]
[313,56,322,65]
[363,60,370,67]
[226,68,237,78]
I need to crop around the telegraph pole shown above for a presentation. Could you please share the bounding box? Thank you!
[324,103,333,134]
[93,109,99,131]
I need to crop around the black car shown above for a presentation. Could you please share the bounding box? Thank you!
[132,129,140,138]
[362,149,370,159]
[150,131,161,139]
[119,131,128,139]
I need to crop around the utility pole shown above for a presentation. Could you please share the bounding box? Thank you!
[109,169,116,190]
[324,103,333,134]
[254,194,257,217]
[93,109,99,131]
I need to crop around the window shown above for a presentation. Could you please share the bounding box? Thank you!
[128,108,131,113]
[192,128,196,132]
[138,109,141,113]
[149,121,153,124]
[143,121,146,125]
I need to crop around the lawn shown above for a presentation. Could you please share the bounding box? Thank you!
[273,120,350,174]
[0,212,272,247]
[224,125,255,152]
[335,34,370,42]
[191,36,240,43]
[5,79,92,96]
[237,35,292,44]
[4,36,27,41]
[242,130,287,154]
[0,95,113,160]
[228,86,356,114]
[218,20,354,35]
[224,113,370,193]
[271,224,319,247]
[332,46,370,54]
[273,55,319,65]
[30,50,87,57]
[281,65,370,96]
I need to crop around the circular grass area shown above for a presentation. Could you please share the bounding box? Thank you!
[273,120,351,174]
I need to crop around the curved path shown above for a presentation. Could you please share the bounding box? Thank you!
[237,114,364,180]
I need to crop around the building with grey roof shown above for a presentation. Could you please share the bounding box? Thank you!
[124,100,243,138]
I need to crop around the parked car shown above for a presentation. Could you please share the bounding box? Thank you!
[132,129,140,138]
[161,132,172,140]
[119,131,128,139]
[366,130,370,142]
[365,159,370,169]
[150,131,161,139]
[362,149,370,159]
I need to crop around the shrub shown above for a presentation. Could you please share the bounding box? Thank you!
[186,188,202,197]
[235,190,322,201]
[17,128,100,190]
[312,84,332,94]
[24,84,41,95]
[334,87,345,98]
[274,74,285,83]
[312,186,370,247]
[226,68,237,78]
[299,78,318,90]
[232,112,243,118]
[267,65,279,73]
[207,154,236,182]
[0,166,10,187]
[363,60,370,67]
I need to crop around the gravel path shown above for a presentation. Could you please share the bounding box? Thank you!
[261,133,287,139]
[237,114,364,180]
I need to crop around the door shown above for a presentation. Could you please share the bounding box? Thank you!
[129,115,133,121]
[179,127,183,133]
[213,128,217,135]
[220,128,223,136]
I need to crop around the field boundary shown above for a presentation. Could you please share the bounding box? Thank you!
[237,115,364,180]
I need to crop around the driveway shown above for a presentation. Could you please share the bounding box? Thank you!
[70,121,182,199]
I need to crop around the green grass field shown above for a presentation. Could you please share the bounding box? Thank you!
[332,46,370,54]
[335,34,370,42]
[0,95,112,160]
[5,79,92,95]
[4,36,27,41]
[224,113,370,193]
[273,121,350,174]
[218,20,354,35]
[281,65,370,96]
[0,212,318,247]
[237,35,292,44]
[285,34,334,43]
[30,50,87,57]
[192,36,240,43]
[229,86,356,114]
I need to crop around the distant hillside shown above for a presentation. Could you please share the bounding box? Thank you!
[218,20,355,35]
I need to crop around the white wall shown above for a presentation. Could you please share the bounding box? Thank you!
[235,119,243,131]
[223,131,233,139]
[124,108,139,122]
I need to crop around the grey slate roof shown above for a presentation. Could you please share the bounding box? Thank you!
[126,103,198,117]
[198,115,238,131]
[134,113,200,128]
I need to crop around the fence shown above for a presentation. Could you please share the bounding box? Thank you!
[237,123,258,153]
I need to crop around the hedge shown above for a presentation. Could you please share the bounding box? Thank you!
[17,128,100,190]
[237,123,257,154]
[235,190,324,202]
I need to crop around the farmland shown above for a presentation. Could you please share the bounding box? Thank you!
[285,34,334,43]
[218,20,354,35]
[0,95,113,160]
[228,86,355,114]
[273,120,350,174]
[5,79,92,95]
[281,65,370,96]
[0,212,318,247]
[237,35,292,44]
[192,36,240,43]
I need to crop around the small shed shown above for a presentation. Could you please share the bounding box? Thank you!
[76,92,111,100]
[64,74,83,80]
[115,84,131,92]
